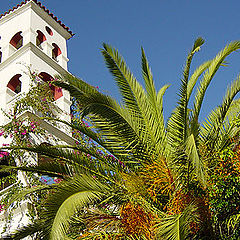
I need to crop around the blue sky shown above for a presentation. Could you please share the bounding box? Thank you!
[2,0,240,121]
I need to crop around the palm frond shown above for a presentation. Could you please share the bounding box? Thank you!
[155,204,199,240]
[167,37,204,149]
[187,60,211,102]
[7,144,122,184]
[56,73,99,96]
[141,47,169,154]
[200,75,240,153]
[0,164,65,178]
[54,79,153,162]
[102,43,164,160]
[50,191,102,240]
[186,134,207,186]
[192,41,240,121]
[8,185,52,206]
[102,43,144,113]
[43,174,110,240]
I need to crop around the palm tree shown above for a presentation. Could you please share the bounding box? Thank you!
[2,38,240,239]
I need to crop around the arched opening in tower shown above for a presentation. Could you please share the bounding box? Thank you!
[10,32,23,50]
[38,72,63,100]
[7,74,22,94]
[52,43,61,61]
[0,51,2,63]
[36,30,46,49]
[45,26,53,36]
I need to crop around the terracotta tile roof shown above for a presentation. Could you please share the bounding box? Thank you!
[0,0,74,37]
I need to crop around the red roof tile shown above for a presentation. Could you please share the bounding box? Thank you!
[0,0,74,37]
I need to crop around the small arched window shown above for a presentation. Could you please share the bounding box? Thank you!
[38,72,63,100]
[45,26,53,36]
[52,43,61,61]
[7,74,22,94]
[0,51,2,63]
[10,32,23,50]
[36,30,46,49]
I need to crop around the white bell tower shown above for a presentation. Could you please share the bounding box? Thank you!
[0,1,74,236]
[0,0,73,127]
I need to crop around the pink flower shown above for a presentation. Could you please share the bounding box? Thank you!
[1,152,9,156]
[0,204,5,212]
[54,178,62,184]
[21,130,27,135]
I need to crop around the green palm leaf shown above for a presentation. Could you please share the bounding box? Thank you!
[192,41,240,121]
[155,204,199,240]
[8,184,52,206]
[201,75,240,153]
[187,60,211,102]
[186,134,207,186]
[141,47,170,154]
[44,174,110,239]
[50,191,102,240]
[167,37,204,149]
[102,43,165,158]
[55,80,153,162]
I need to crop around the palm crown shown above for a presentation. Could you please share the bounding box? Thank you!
[2,38,240,239]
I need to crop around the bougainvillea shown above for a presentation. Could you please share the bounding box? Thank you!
[0,69,63,226]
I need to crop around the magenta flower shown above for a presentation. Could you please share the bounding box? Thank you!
[1,152,9,156]
[54,178,62,184]
[0,204,5,212]
[21,130,27,135]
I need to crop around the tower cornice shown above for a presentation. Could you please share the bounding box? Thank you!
[0,0,74,39]
[0,42,69,75]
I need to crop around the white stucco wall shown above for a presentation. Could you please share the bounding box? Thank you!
[0,1,73,237]
[0,1,72,126]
